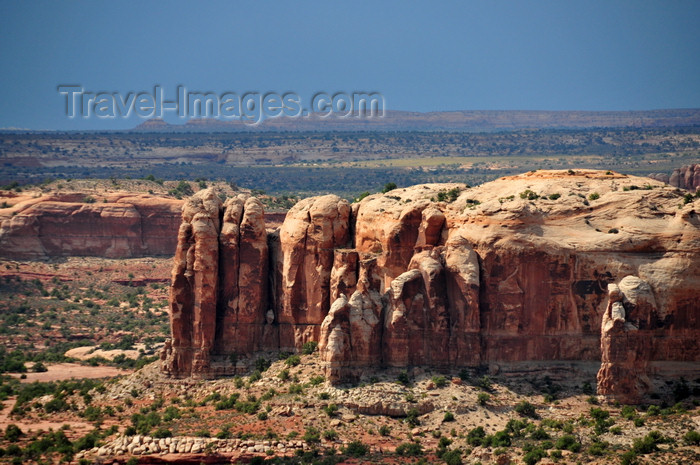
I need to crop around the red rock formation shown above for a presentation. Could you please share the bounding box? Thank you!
[215,195,269,355]
[163,190,221,378]
[320,255,384,382]
[597,277,654,403]
[0,193,182,259]
[669,164,700,191]
[163,172,700,402]
[277,195,351,349]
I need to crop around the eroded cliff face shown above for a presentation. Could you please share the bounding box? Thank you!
[648,163,700,191]
[0,193,182,259]
[164,170,700,401]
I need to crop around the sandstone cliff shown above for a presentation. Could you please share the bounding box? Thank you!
[0,192,183,259]
[163,170,700,402]
[648,163,700,191]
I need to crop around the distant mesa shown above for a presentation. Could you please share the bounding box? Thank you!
[134,118,173,130]
[133,108,700,132]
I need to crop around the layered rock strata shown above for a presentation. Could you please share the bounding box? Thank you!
[0,193,182,259]
[163,170,700,402]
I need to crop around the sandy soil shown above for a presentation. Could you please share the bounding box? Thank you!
[10,362,132,383]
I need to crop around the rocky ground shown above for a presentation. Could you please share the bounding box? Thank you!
[2,351,696,464]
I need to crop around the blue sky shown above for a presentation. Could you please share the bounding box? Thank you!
[1,0,699,129]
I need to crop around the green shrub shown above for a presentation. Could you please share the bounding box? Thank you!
[379,424,391,436]
[405,408,420,427]
[477,375,492,391]
[646,405,660,416]
[632,431,665,454]
[554,434,581,452]
[588,440,608,456]
[487,430,511,447]
[285,354,301,367]
[254,357,271,372]
[520,189,539,200]
[234,399,260,415]
[548,193,561,200]
[442,448,462,465]
[443,411,455,422]
[432,376,448,388]
[214,393,240,410]
[684,429,700,445]
[344,440,369,457]
[467,426,486,446]
[302,426,320,444]
[323,429,337,441]
[356,191,370,202]
[309,375,325,386]
[395,442,423,456]
[621,405,636,419]
[323,404,339,417]
[4,424,22,441]
[382,182,397,193]
[288,383,304,394]
[588,192,600,201]
[278,369,290,381]
[523,447,547,465]
[397,370,410,385]
[152,427,172,438]
[302,341,318,355]
[514,400,538,418]
[620,450,638,465]
[477,392,490,406]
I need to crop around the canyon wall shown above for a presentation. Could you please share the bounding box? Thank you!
[162,170,700,402]
[648,163,700,191]
[0,193,183,259]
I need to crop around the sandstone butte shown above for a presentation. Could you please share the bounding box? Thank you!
[0,192,182,259]
[160,169,700,404]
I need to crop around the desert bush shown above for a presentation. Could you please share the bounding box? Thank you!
[514,400,538,418]
[523,447,547,465]
[302,426,320,444]
[520,189,539,200]
[405,408,420,427]
[344,440,369,457]
[683,430,700,445]
[4,424,22,441]
[382,182,397,193]
[302,341,318,354]
[323,404,339,417]
[477,392,490,406]
[467,426,486,446]
[152,427,172,438]
[395,442,423,456]
[309,375,325,386]
[554,434,580,452]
